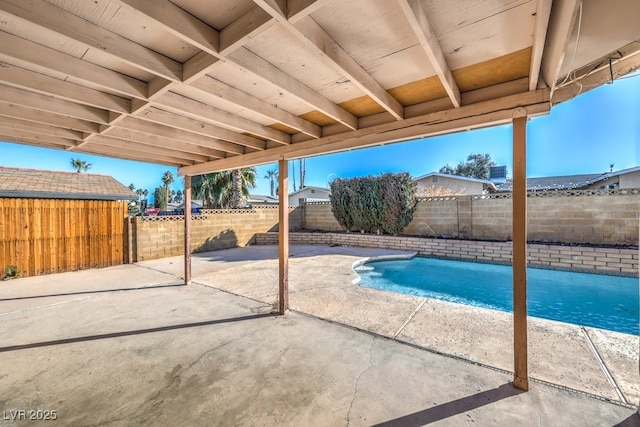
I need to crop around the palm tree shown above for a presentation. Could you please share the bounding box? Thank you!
[161,171,174,208]
[70,158,92,173]
[264,168,278,197]
[128,183,135,191]
[192,168,257,209]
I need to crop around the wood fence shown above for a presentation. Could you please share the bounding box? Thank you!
[0,198,127,278]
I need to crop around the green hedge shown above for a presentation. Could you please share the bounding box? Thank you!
[329,172,417,235]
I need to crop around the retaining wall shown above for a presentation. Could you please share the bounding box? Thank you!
[254,232,638,277]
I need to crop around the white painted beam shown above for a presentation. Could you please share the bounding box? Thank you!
[540,0,581,93]
[397,0,461,108]
[529,0,553,91]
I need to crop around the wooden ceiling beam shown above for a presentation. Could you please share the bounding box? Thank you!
[134,107,268,150]
[80,144,185,167]
[0,63,130,113]
[0,84,109,124]
[288,0,334,23]
[0,132,73,150]
[179,89,550,176]
[0,116,83,140]
[540,0,581,94]
[158,92,291,145]
[529,0,553,91]
[0,128,77,148]
[0,31,147,99]
[87,134,214,163]
[102,125,227,159]
[117,0,320,140]
[228,47,358,129]
[219,6,276,55]
[0,102,100,133]
[397,0,461,108]
[108,117,247,156]
[118,0,219,55]
[254,0,404,120]
[191,76,320,139]
[0,0,182,82]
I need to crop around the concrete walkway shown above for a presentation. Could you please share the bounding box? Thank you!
[0,245,638,426]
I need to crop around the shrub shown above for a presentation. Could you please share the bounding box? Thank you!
[330,172,417,235]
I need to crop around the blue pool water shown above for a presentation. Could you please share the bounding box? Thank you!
[356,257,639,335]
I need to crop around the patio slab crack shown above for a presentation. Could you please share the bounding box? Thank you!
[346,336,376,426]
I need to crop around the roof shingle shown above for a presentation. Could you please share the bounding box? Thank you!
[0,166,136,201]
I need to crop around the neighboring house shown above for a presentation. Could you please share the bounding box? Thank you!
[288,186,331,206]
[495,166,640,192]
[248,194,278,206]
[170,200,203,211]
[0,166,136,200]
[414,172,497,196]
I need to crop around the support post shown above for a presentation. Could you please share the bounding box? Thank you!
[512,112,529,390]
[278,159,289,314]
[184,175,192,285]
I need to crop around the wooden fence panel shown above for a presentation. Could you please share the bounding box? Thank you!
[0,198,127,278]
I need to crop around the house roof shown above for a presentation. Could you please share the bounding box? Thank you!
[414,172,497,191]
[0,1,637,175]
[288,186,331,197]
[0,166,137,200]
[496,173,609,192]
[248,194,278,204]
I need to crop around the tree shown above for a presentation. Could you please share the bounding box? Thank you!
[264,168,278,197]
[153,187,168,210]
[192,168,257,209]
[174,190,183,204]
[439,153,496,180]
[128,183,135,191]
[161,171,174,208]
[70,158,92,173]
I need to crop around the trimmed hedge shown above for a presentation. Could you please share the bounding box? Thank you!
[329,172,417,235]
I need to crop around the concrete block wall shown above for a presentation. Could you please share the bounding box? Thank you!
[302,202,343,231]
[131,207,303,261]
[404,198,459,237]
[254,232,638,277]
[302,192,640,246]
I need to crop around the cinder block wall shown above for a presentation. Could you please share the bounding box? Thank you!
[131,207,302,261]
[302,192,640,246]
[254,232,638,277]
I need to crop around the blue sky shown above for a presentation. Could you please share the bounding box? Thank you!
[1,72,638,199]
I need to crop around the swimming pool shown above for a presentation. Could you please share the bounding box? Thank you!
[355,257,639,335]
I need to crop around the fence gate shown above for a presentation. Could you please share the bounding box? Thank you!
[0,198,127,278]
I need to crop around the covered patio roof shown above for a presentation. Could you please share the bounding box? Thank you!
[1,0,639,395]
[0,0,638,174]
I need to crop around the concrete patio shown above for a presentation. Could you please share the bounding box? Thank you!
[0,245,638,426]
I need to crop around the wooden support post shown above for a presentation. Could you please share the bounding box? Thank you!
[278,159,289,314]
[184,175,192,285]
[512,112,529,390]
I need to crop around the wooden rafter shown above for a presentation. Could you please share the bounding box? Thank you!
[179,89,550,175]
[529,0,553,91]
[539,0,581,93]
[397,0,461,108]
[254,0,404,120]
